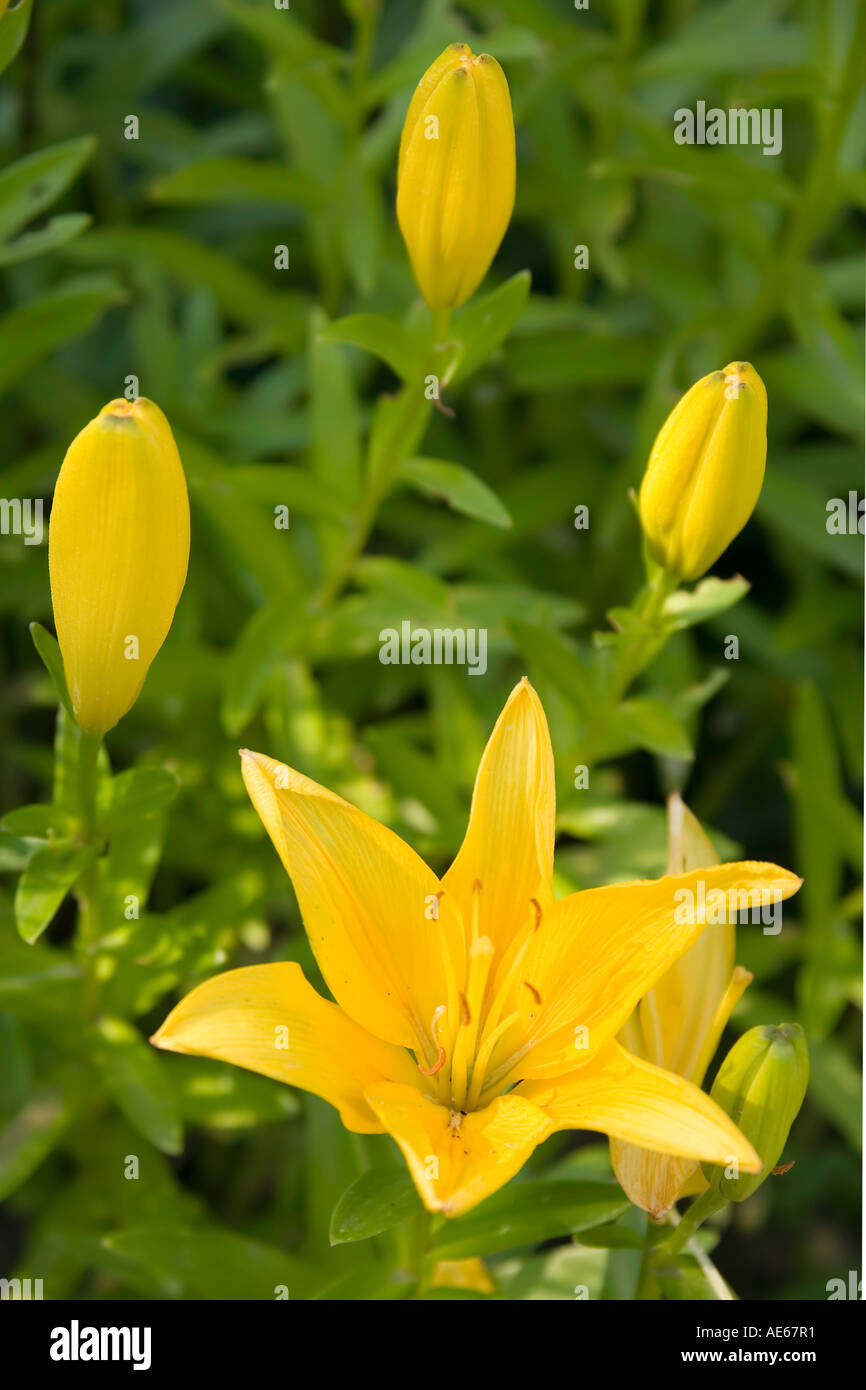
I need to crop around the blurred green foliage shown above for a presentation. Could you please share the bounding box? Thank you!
[0,0,862,1300]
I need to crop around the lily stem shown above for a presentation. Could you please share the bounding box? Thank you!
[659,1188,727,1258]
[75,728,104,1016]
[314,308,452,609]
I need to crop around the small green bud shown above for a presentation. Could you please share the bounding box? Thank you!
[701,1023,809,1202]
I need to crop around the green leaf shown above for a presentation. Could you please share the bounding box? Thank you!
[14,842,96,944]
[330,1168,423,1246]
[0,135,96,243]
[0,276,122,395]
[90,1017,183,1156]
[615,698,693,759]
[808,1037,862,1149]
[662,576,750,630]
[653,1251,733,1300]
[0,1085,71,1201]
[167,1056,299,1132]
[29,622,74,717]
[310,309,362,504]
[0,212,92,267]
[150,156,320,209]
[1,804,76,839]
[430,1181,631,1261]
[104,1225,323,1299]
[506,618,596,718]
[792,682,852,1036]
[0,941,83,1027]
[448,271,531,385]
[319,314,416,381]
[0,0,34,76]
[100,767,180,835]
[398,458,512,530]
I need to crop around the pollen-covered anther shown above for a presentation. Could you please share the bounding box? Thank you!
[418,1045,446,1076]
[418,1005,448,1075]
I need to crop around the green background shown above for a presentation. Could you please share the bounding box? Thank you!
[0,0,862,1300]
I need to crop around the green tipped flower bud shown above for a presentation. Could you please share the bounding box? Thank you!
[701,1023,808,1201]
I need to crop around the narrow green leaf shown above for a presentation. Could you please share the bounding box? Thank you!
[0,1086,71,1200]
[615,698,693,759]
[1,804,76,839]
[662,576,750,631]
[101,767,180,834]
[0,212,92,267]
[0,0,35,75]
[319,314,416,381]
[398,457,512,530]
[430,1181,630,1261]
[150,157,320,209]
[14,842,96,944]
[29,622,74,717]
[91,1017,183,1156]
[330,1169,423,1245]
[449,270,531,384]
[104,1225,323,1300]
[0,135,96,242]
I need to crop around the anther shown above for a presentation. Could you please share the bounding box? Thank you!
[523,980,542,1005]
[418,1045,446,1076]
[530,898,542,930]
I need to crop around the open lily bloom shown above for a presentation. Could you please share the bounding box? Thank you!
[612,793,755,1218]
[153,680,801,1217]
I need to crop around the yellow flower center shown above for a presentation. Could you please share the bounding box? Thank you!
[418,881,543,1112]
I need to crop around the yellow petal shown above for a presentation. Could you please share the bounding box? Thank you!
[151,962,420,1134]
[443,679,555,955]
[241,751,464,1055]
[397,45,515,309]
[638,362,767,581]
[501,861,800,1082]
[609,1139,698,1220]
[429,1258,495,1294]
[520,1041,761,1171]
[628,793,737,1079]
[364,1082,552,1216]
[49,397,189,733]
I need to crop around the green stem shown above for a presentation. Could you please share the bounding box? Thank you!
[605,567,678,707]
[314,309,451,609]
[75,729,104,1015]
[658,1188,727,1258]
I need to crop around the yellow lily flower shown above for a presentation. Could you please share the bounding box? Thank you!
[611,793,754,1218]
[638,361,767,581]
[429,1258,494,1294]
[48,397,190,734]
[396,42,515,310]
[152,681,800,1217]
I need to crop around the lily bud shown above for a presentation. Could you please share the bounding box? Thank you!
[397,42,515,310]
[638,361,767,581]
[702,1023,809,1202]
[611,794,754,1218]
[48,398,190,735]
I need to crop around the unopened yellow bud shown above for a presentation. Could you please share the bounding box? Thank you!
[638,362,767,581]
[48,398,190,735]
[397,42,515,310]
